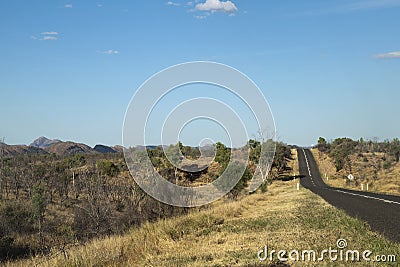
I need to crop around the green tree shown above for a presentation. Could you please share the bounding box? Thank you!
[248,139,261,163]
[214,142,231,171]
[178,141,184,153]
[272,142,291,173]
[97,160,119,177]
[330,138,356,171]
[66,154,86,168]
[317,137,330,152]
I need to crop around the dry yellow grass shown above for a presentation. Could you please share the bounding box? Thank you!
[6,178,399,267]
[311,149,400,196]
[290,148,299,176]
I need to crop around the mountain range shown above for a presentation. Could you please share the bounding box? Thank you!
[0,137,121,157]
[0,137,217,157]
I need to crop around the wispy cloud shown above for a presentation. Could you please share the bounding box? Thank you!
[41,31,58,35]
[31,31,59,41]
[194,15,206,19]
[97,4,103,8]
[195,0,238,13]
[374,51,400,59]
[99,49,120,55]
[166,1,181,6]
[64,4,73,8]
[42,36,58,41]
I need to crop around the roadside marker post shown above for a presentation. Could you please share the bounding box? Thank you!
[361,184,364,191]
[366,183,369,191]
[297,182,300,191]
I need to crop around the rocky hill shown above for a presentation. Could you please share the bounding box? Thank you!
[93,144,118,153]
[0,143,47,156]
[30,136,61,148]
[44,141,94,155]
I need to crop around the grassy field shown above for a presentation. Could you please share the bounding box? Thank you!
[311,149,400,196]
[6,179,399,267]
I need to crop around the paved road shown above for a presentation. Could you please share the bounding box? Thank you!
[297,148,400,243]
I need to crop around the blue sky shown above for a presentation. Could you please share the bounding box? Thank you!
[1,0,399,147]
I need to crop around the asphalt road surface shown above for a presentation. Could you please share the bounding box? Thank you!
[297,148,400,243]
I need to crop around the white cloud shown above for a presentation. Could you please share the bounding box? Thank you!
[196,0,238,13]
[97,4,103,7]
[31,31,59,41]
[100,49,120,55]
[42,36,58,41]
[167,1,181,6]
[41,31,58,35]
[64,4,72,8]
[194,15,206,19]
[374,51,400,59]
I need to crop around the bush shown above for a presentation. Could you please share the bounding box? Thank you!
[260,182,268,193]
[97,160,120,177]
[383,161,392,170]
[0,201,34,261]
[0,200,34,235]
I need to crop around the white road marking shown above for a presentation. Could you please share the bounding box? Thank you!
[302,149,312,177]
[334,189,400,206]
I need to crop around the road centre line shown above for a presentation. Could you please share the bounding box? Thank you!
[333,189,400,206]
[302,149,312,177]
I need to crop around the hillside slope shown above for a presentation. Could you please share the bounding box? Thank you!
[9,181,399,267]
[0,143,47,156]
[311,148,400,196]
[44,142,94,155]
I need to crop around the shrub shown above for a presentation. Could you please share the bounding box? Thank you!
[97,160,120,177]
[0,200,34,235]
[383,161,392,170]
